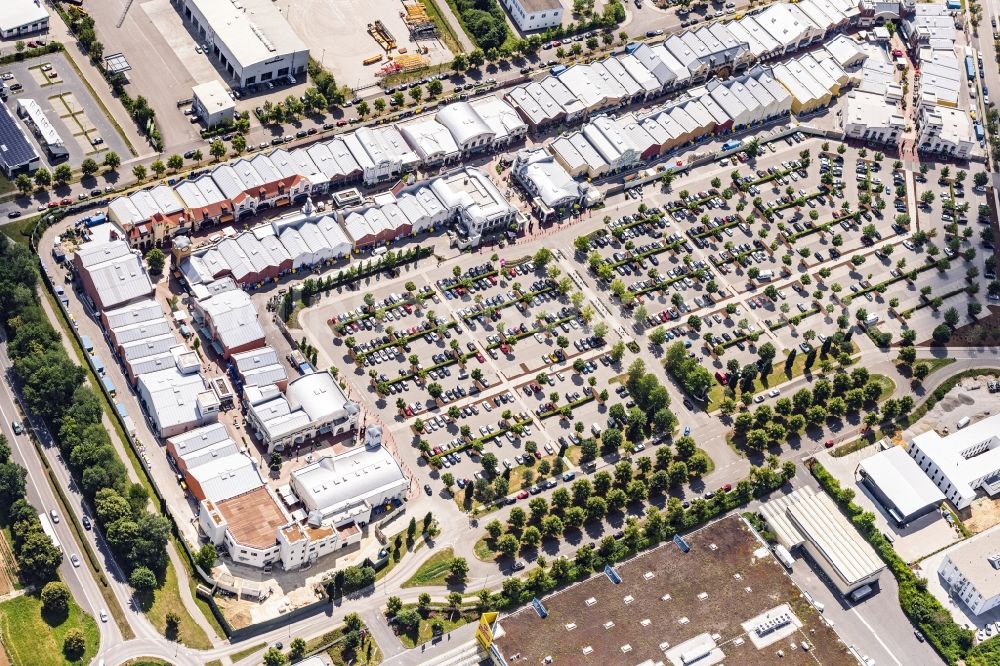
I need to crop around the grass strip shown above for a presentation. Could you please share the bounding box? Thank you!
[402,547,455,587]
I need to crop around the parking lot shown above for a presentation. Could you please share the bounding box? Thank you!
[2,53,130,169]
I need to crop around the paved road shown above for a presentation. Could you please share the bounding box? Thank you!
[0,329,123,655]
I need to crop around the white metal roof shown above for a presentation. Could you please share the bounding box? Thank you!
[76,240,153,308]
[291,445,406,518]
[469,96,527,140]
[436,102,495,146]
[859,446,945,519]
[185,0,306,68]
[2,0,49,31]
[198,289,264,350]
[760,486,884,587]
[137,367,209,432]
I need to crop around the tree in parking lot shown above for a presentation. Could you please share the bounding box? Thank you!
[166,154,183,172]
[373,98,386,116]
[209,140,227,161]
[481,453,498,476]
[53,164,73,186]
[231,135,247,155]
[33,167,51,189]
[427,383,443,399]
[150,159,167,179]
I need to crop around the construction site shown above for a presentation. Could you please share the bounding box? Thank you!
[288,0,454,90]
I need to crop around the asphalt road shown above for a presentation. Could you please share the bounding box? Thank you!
[0,329,123,653]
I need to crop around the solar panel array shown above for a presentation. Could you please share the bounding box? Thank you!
[0,104,38,175]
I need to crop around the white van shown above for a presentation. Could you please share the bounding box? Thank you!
[958,416,971,429]
[757,270,774,281]
[591,423,602,437]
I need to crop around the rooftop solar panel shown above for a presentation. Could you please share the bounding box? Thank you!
[0,104,39,174]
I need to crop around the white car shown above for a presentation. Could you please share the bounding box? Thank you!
[99,609,108,623]
[70,554,81,568]
[767,388,781,398]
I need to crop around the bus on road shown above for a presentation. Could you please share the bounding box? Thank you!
[38,512,62,553]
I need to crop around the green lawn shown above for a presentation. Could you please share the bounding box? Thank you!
[0,173,16,195]
[136,557,212,649]
[396,606,479,649]
[0,593,99,666]
[377,529,426,582]
[227,642,265,662]
[707,340,859,411]
[402,547,455,588]
[917,357,957,376]
[474,537,497,562]
[871,373,896,401]
[328,631,382,666]
[0,215,41,246]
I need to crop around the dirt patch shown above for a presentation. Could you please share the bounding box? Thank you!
[965,496,1000,534]
[214,596,253,629]
[928,304,1000,348]
[937,392,975,413]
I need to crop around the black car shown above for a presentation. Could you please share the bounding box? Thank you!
[183,150,196,159]
[423,484,432,495]
[322,123,335,130]
[7,211,21,219]
[91,188,102,197]
[683,398,694,410]
[82,515,92,530]
[307,127,317,135]
[295,130,307,138]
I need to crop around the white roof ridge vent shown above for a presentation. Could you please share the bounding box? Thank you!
[641,618,651,626]
[623,595,634,605]
[584,597,597,607]
[603,621,614,629]
[581,646,593,656]
[620,645,632,654]
[564,622,577,631]
[661,593,672,601]
[698,592,709,600]
[644,571,655,580]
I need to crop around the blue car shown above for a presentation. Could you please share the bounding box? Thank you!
[683,426,691,436]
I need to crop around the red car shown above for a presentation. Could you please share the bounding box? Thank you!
[892,49,903,58]
[47,201,59,209]
[825,439,835,448]
[476,353,485,363]
[516,490,530,500]
[60,198,72,205]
